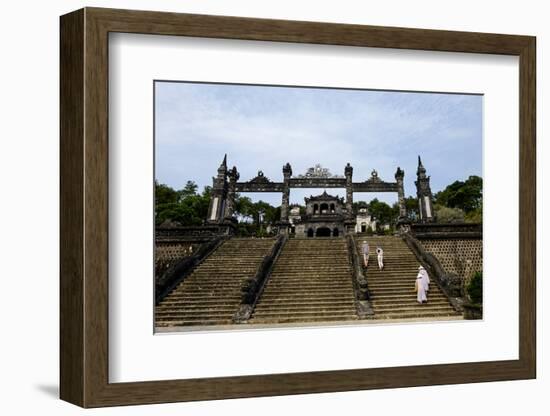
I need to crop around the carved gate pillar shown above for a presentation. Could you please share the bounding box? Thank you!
[280,163,292,222]
[415,156,435,223]
[207,155,228,223]
[224,166,239,221]
[395,166,407,219]
[344,163,353,218]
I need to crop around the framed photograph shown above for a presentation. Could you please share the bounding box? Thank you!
[60,7,536,408]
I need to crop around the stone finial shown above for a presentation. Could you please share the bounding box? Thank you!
[395,166,404,180]
[229,166,240,181]
[217,154,228,175]
[283,162,292,176]
[344,162,353,177]
[417,155,426,177]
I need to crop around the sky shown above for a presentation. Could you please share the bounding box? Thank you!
[155,81,482,206]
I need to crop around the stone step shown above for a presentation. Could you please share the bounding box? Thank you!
[250,315,358,324]
[270,277,352,281]
[372,305,455,314]
[161,297,242,304]
[173,281,244,287]
[156,304,239,311]
[370,293,447,300]
[269,273,352,278]
[374,311,461,320]
[156,319,234,326]
[260,289,354,297]
[156,311,235,318]
[276,265,350,269]
[265,280,353,287]
[159,299,241,305]
[157,236,277,328]
[256,299,355,308]
[253,309,356,318]
[258,292,356,301]
[369,283,428,289]
[371,299,451,308]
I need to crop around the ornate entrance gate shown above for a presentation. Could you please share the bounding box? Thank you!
[206,155,434,234]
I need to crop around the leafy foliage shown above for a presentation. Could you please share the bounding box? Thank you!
[467,271,483,305]
[434,205,466,223]
[434,175,482,214]
[403,196,420,221]
[368,198,396,226]
[155,180,211,226]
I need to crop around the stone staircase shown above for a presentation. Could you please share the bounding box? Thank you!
[355,235,460,320]
[155,238,276,327]
[250,238,358,325]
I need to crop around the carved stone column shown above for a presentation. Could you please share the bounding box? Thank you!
[224,166,239,221]
[395,166,407,219]
[280,163,292,222]
[344,163,353,217]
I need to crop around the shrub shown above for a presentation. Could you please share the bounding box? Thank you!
[435,205,465,223]
[467,271,482,305]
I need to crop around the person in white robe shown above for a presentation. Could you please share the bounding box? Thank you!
[376,247,384,270]
[418,266,430,292]
[415,274,427,304]
[361,241,370,268]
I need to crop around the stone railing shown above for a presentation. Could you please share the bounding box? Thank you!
[155,235,227,305]
[233,235,288,323]
[156,223,236,243]
[346,234,374,318]
[411,222,482,240]
[401,232,464,312]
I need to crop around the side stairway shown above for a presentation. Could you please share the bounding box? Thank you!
[250,238,358,325]
[355,235,461,320]
[155,238,276,327]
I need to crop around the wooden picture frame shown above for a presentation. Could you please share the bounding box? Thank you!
[60,7,536,408]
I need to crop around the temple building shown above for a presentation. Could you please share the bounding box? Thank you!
[355,207,377,233]
[292,191,347,237]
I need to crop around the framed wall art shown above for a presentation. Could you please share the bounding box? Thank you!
[60,7,536,408]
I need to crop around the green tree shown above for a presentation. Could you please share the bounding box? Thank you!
[178,180,198,200]
[155,181,211,226]
[434,205,465,223]
[155,180,179,205]
[434,175,482,213]
[235,195,255,222]
[467,271,483,304]
[368,199,394,226]
[404,196,420,221]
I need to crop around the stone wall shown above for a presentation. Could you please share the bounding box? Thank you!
[420,239,482,284]
[155,242,202,279]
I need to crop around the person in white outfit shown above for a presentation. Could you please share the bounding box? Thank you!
[415,273,427,304]
[418,266,430,292]
[361,241,370,268]
[376,246,384,270]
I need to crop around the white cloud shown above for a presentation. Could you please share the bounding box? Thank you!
[155,82,482,205]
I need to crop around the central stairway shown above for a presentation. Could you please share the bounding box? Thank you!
[155,238,276,328]
[355,235,460,320]
[250,238,358,325]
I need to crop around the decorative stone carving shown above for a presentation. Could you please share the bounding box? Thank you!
[366,169,382,183]
[297,164,343,178]
[249,170,272,184]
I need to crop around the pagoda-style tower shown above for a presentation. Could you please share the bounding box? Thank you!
[206,154,229,223]
[415,156,434,223]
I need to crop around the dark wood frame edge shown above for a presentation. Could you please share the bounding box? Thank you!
[60,7,536,408]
